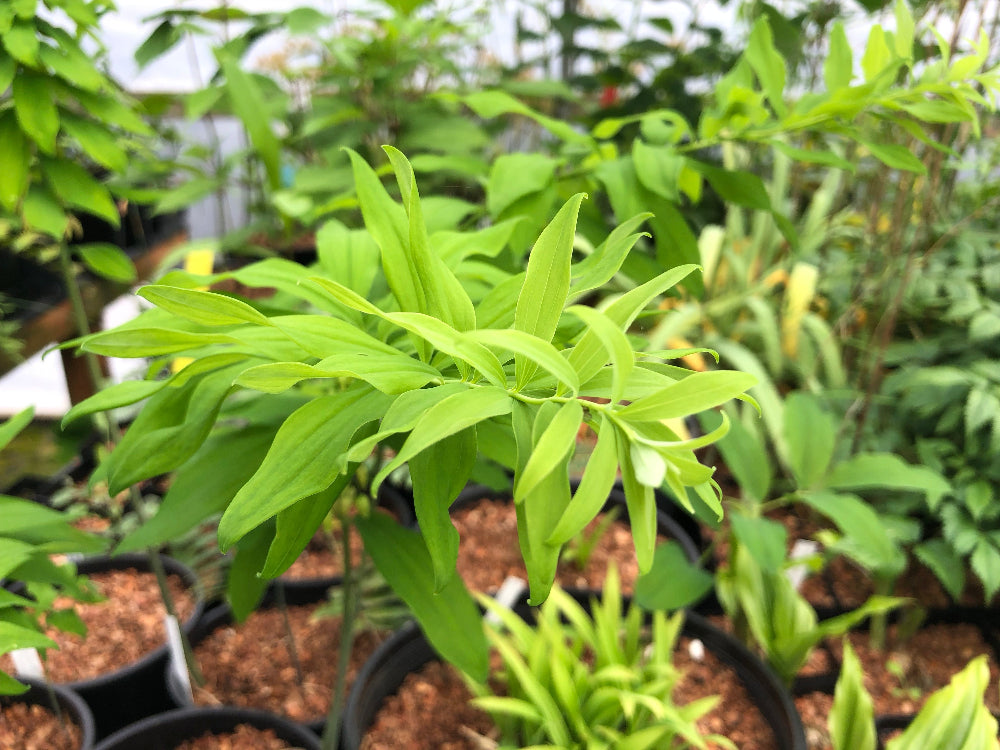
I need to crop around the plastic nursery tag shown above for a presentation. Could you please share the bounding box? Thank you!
[485,576,528,626]
[687,639,705,662]
[164,614,193,701]
[785,539,820,592]
[9,648,44,679]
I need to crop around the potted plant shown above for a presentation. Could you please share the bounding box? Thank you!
[67,145,755,747]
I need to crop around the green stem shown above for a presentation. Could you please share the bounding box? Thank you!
[321,517,358,750]
[275,579,305,684]
[869,577,892,651]
[57,245,105,396]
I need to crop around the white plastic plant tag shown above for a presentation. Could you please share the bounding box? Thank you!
[687,638,705,662]
[785,539,820,591]
[9,648,44,679]
[164,614,193,701]
[484,576,527,626]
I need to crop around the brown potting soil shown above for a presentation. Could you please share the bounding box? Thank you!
[191,604,385,724]
[452,497,663,595]
[0,701,83,750]
[173,723,298,750]
[361,634,777,750]
[283,527,364,581]
[0,568,196,683]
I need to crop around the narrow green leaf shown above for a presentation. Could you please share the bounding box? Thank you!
[784,391,835,489]
[0,406,33,452]
[62,379,165,428]
[235,354,441,395]
[825,23,853,91]
[730,512,787,572]
[569,212,653,298]
[514,399,583,503]
[617,370,756,422]
[81,328,239,357]
[358,512,489,681]
[463,89,593,145]
[711,412,771,502]
[823,453,951,507]
[566,305,633,404]
[514,194,586,385]
[914,539,965,601]
[218,54,281,191]
[467,328,580,393]
[22,183,68,238]
[261,480,348,579]
[372,386,513,493]
[745,17,787,115]
[860,140,927,174]
[41,158,119,226]
[635,542,714,611]
[218,388,392,550]
[76,243,136,283]
[801,491,903,577]
[618,430,656,573]
[547,416,618,546]
[829,640,877,750]
[227,522,272,621]
[138,286,271,327]
[0,622,56,653]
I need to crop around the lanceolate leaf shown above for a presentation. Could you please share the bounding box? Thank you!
[358,512,489,681]
[271,315,399,358]
[138,286,271,327]
[81,328,239,358]
[467,328,580,393]
[371,386,513,493]
[514,399,583,503]
[76,243,136,283]
[41,158,119,226]
[569,212,652,299]
[618,428,656,573]
[617,370,756,422]
[218,387,392,550]
[0,112,29,211]
[822,453,951,508]
[514,193,585,385]
[219,53,281,191]
[801,491,902,577]
[0,407,34,453]
[784,391,835,490]
[62,379,165,428]
[13,70,58,154]
[261,479,350,579]
[235,354,442,395]
[547,417,619,546]
[566,305,634,404]
[745,17,787,116]
[829,640,876,750]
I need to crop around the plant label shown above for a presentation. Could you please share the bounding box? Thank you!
[785,540,820,591]
[485,576,527,625]
[9,648,44,679]
[164,614,193,701]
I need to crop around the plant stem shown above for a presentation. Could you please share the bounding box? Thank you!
[275,579,305,684]
[321,518,358,750]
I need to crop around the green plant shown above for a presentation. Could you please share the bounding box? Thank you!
[471,565,732,749]
[0,407,103,694]
[829,639,999,750]
[65,147,753,747]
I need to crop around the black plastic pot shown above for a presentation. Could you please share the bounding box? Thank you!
[92,706,321,750]
[59,554,206,740]
[342,600,806,750]
[165,579,334,735]
[2,677,96,750]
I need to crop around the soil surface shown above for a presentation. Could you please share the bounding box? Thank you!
[0,568,196,683]
[453,497,663,595]
[174,723,299,750]
[0,701,83,750]
[191,603,385,724]
[361,632,777,750]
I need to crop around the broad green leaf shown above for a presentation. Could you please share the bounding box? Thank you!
[617,370,756,422]
[784,391,835,489]
[2,20,38,64]
[103,365,243,494]
[0,112,29,211]
[62,379,165,428]
[547,417,619,546]
[886,656,997,750]
[690,162,771,211]
[13,70,58,154]
[487,152,557,216]
[633,140,681,201]
[648,202,701,291]
[0,671,30,696]
[800,491,903,577]
[76,243,136,283]
[914,539,965,601]
[218,54,281,191]
[711,412,771,502]
[39,41,103,91]
[74,89,153,136]
[358,512,489,681]
[82,328,239,357]
[860,140,927,173]
[138,286,271,327]
[729,513,787,572]
[22,183,68,238]
[467,329,579,394]
[115,425,274,554]
[893,0,914,59]
[315,219,379,300]
[745,17,787,115]
[227,522,272,622]
[566,305,633,404]
[134,19,181,68]
[514,194,585,385]
[0,622,56,653]
[0,538,35,579]
[372,386,513,493]
[61,113,128,172]
[218,388,392,550]
[514,399,583,503]
[861,26,892,83]
[829,640,876,750]
[971,541,1000,601]
[0,407,33,452]
[410,429,474,591]
[463,89,592,146]
[823,453,951,508]
[634,542,714,611]
[261,479,349,579]
[41,158,119,226]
